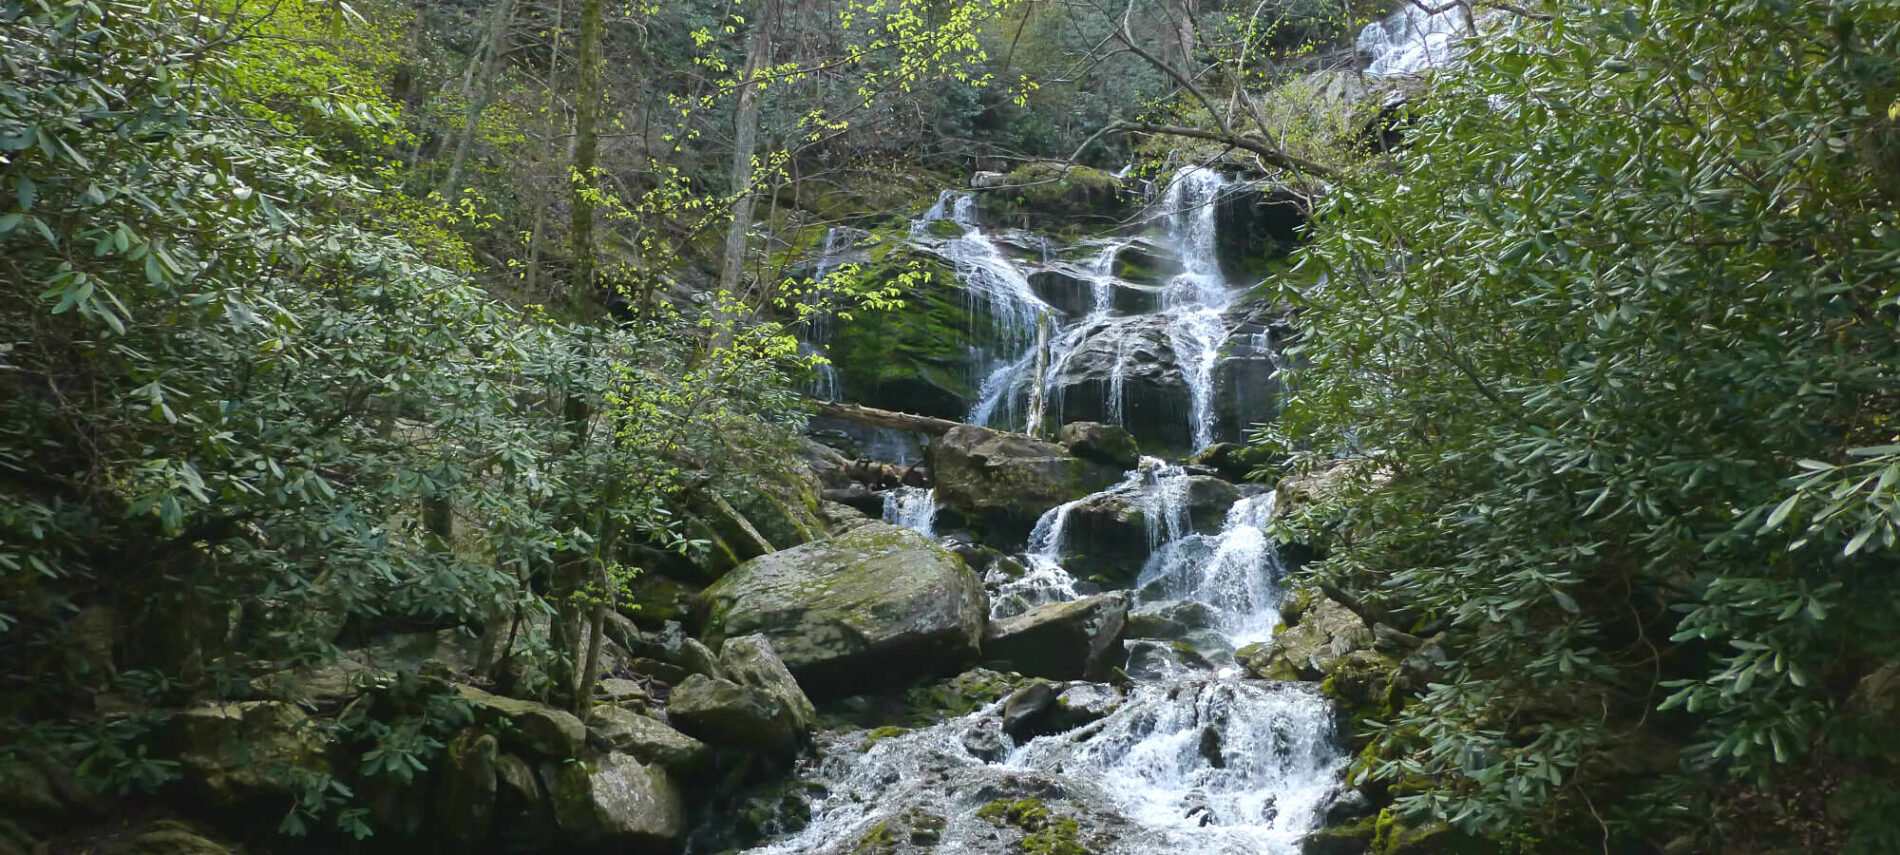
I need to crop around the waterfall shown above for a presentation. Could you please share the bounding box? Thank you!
[1138,492,1286,647]
[881,486,937,537]
[744,461,1345,855]
[915,192,1056,430]
[1159,167,1238,452]
[1358,0,1471,76]
[987,497,1085,619]
[1007,678,1342,851]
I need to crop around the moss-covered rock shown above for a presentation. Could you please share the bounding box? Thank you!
[666,674,806,759]
[822,246,990,419]
[586,706,708,773]
[170,701,330,810]
[929,425,1125,542]
[701,521,988,697]
[106,822,232,855]
[975,163,1133,233]
[454,684,586,760]
[1057,422,1140,470]
[1238,592,1373,683]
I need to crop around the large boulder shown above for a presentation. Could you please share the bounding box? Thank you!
[929,425,1124,539]
[666,675,806,757]
[547,753,685,849]
[983,592,1129,681]
[455,685,587,760]
[586,707,708,774]
[1058,422,1140,470]
[701,521,988,696]
[718,635,817,732]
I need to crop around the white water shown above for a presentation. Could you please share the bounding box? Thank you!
[1159,167,1240,452]
[916,192,1057,431]
[745,459,1343,855]
[880,486,937,538]
[1358,0,1471,76]
[915,168,1243,449]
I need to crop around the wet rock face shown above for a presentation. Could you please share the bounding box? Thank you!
[1058,476,1241,585]
[984,592,1129,682]
[701,522,989,697]
[1045,315,1195,452]
[1214,180,1308,282]
[929,425,1125,540]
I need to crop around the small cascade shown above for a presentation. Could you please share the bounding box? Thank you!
[880,486,937,537]
[1042,240,1133,427]
[1008,678,1342,851]
[916,192,1058,430]
[1358,0,1471,76]
[1138,492,1286,648]
[987,498,1084,619]
[1159,167,1240,452]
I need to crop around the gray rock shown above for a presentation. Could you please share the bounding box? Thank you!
[1051,683,1123,731]
[959,720,1012,762]
[455,685,587,760]
[598,678,650,709]
[929,425,1123,538]
[702,521,988,696]
[1058,422,1141,470]
[249,658,385,711]
[1000,682,1059,740]
[547,753,685,848]
[667,674,804,757]
[984,592,1128,681]
[587,707,708,773]
[719,634,817,732]
[1238,593,1373,682]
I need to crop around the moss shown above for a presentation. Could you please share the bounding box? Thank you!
[926,218,964,238]
[853,821,898,854]
[858,725,910,750]
[977,799,1088,854]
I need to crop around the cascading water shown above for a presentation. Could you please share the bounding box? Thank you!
[880,486,937,538]
[915,192,1059,430]
[1159,167,1240,452]
[746,458,1346,855]
[1358,0,1471,76]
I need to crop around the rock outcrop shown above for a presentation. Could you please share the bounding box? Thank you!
[547,753,685,849]
[929,425,1124,539]
[983,592,1128,681]
[702,522,988,697]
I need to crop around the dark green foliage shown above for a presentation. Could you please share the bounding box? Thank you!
[1270,1,1900,850]
[0,0,805,834]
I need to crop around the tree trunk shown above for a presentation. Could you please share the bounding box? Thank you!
[569,0,605,306]
[713,0,782,343]
[811,400,964,435]
[440,0,518,199]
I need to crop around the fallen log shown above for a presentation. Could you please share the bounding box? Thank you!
[810,400,963,435]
